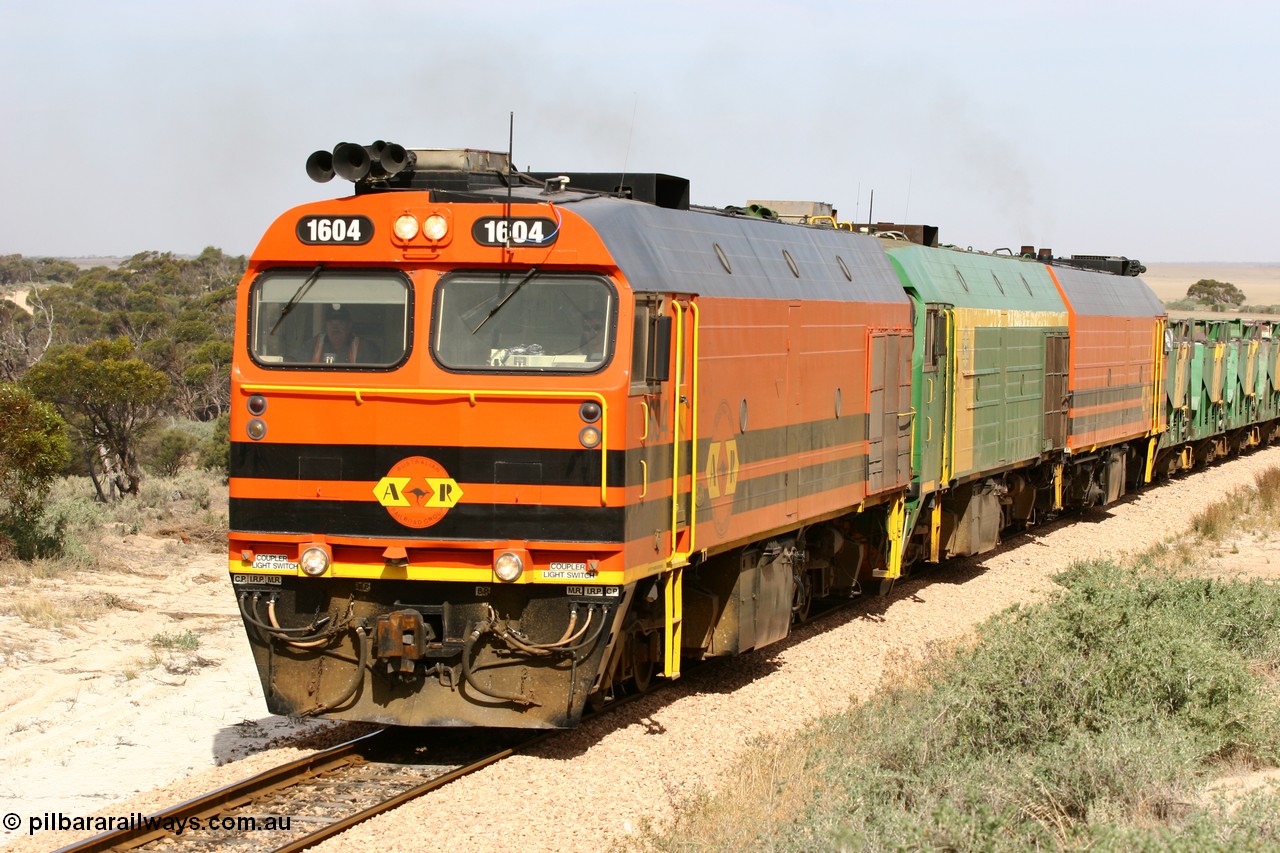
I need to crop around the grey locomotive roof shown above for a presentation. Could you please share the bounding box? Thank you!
[1051,265,1165,318]
[565,197,909,304]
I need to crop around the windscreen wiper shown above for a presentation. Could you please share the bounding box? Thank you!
[471,266,539,334]
[270,263,324,335]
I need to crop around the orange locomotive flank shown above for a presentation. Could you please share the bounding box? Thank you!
[227,144,930,728]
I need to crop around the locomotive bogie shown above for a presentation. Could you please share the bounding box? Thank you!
[235,576,623,728]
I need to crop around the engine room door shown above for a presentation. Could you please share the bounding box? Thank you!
[1043,334,1070,451]
[868,331,912,493]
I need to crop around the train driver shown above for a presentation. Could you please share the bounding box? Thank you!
[310,305,381,364]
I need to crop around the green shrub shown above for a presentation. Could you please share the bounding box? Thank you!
[150,630,201,651]
[197,411,229,479]
[644,563,1280,852]
[143,426,198,477]
[0,383,71,558]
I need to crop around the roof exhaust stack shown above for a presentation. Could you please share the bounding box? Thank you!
[308,141,419,184]
[305,150,335,183]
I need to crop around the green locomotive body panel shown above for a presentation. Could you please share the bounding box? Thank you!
[889,246,1068,487]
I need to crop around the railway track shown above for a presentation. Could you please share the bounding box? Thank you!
[51,727,537,853]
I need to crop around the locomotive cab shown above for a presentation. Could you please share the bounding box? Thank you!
[228,149,699,727]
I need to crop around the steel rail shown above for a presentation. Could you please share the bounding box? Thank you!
[51,729,388,853]
[270,698,688,853]
[269,743,526,853]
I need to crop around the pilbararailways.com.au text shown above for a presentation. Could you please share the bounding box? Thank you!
[13,811,292,836]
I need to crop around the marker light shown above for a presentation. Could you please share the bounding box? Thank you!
[494,551,524,582]
[300,545,331,577]
[247,395,267,415]
[393,214,419,241]
[579,401,602,423]
[423,214,449,241]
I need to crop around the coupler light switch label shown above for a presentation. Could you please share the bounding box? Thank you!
[249,554,296,571]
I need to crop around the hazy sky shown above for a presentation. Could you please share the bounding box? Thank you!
[2,1,1276,261]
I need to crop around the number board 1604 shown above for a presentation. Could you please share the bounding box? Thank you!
[472,217,558,247]
[296,215,374,245]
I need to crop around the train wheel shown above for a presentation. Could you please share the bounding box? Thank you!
[628,624,657,693]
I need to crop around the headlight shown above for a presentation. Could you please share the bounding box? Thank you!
[494,551,524,582]
[393,214,419,240]
[579,425,602,449]
[246,418,267,440]
[300,546,331,577]
[423,214,449,240]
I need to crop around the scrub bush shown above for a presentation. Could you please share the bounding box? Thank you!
[642,563,1280,852]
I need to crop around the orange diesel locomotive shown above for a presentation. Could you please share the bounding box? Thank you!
[229,144,913,727]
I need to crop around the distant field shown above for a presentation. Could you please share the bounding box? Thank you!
[1143,262,1280,306]
[63,256,126,269]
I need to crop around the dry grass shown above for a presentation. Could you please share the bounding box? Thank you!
[1190,489,1244,542]
[3,593,105,628]
[641,736,813,849]
[1253,466,1280,508]
[0,468,227,632]
[1186,466,1280,544]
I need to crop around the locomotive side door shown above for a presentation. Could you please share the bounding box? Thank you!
[868,329,913,494]
[1043,333,1070,451]
[669,296,699,561]
[917,304,953,491]
[627,292,695,563]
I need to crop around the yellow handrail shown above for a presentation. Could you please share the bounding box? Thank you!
[670,302,685,554]
[686,301,700,557]
[667,300,700,563]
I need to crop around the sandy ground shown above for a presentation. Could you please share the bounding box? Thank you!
[0,532,341,848]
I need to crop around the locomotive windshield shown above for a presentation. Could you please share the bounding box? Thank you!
[249,269,409,368]
[433,271,614,372]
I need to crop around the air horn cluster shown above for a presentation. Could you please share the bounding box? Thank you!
[305,141,416,183]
